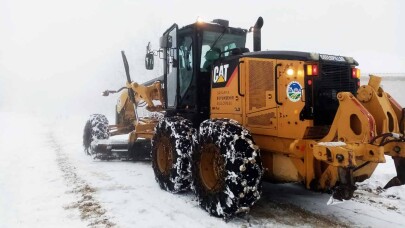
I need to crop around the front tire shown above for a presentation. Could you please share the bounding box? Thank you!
[151,116,195,193]
[192,119,263,219]
[83,114,110,155]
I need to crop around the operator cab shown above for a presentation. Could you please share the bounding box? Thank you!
[146,19,248,125]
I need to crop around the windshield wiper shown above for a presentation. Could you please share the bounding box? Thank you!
[209,27,227,53]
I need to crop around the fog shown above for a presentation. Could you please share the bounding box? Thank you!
[0,0,404,119]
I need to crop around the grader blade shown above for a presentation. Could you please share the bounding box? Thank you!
[94,139,130,160]
[93,138,151,161]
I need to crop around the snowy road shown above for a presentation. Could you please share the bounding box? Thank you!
[1,111,405,228]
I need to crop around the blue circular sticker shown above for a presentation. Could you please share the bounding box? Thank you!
[286,81,302,102]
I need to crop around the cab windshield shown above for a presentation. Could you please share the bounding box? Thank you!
[200,31,246,72]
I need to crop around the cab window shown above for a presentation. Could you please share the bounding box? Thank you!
[178,36,193,97]
[200,31,245,72]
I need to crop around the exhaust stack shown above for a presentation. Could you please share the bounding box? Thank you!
[253,17,264,52]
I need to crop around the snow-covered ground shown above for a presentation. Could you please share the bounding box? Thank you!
[1,78,405,227]
[0,112,84,227]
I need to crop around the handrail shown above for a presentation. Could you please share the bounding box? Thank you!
[238,61,245,97]
[275,63,283,105]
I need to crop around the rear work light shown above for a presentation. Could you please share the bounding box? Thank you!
[352,68,361,79]
[306,64,318,76]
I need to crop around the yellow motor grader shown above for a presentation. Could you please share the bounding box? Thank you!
[83,17,405,219]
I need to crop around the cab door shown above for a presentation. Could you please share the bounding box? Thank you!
[163,24,178,108]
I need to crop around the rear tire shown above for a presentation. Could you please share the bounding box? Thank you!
[151,116,195,193]
[83,114,110,155]
[192,119,263,219]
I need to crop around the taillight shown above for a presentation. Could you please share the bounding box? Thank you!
[306,64,318,76]
[312,65,318,75]
[352,68,361,79]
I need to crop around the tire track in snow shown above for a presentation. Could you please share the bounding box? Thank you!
[245,193,350,227]
[49,134,116,227]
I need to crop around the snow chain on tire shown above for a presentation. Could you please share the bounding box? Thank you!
[192,118,263,219]
[83,114,110,156]
[152,116,195,193]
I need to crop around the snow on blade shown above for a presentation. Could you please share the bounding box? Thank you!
[318,141,347,147]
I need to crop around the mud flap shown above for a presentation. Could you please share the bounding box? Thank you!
[332,167,357,201]
[384,157,405,189]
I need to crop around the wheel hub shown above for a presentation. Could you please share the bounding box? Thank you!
[199,143,225,192]
[156,136,173,175]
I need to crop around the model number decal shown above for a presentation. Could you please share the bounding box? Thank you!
[320,54,346,62]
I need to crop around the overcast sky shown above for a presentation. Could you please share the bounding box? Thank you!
[0,0,404,116]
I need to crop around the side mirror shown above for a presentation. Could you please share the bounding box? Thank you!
[102,90,110,96]
[145,42,154,70]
